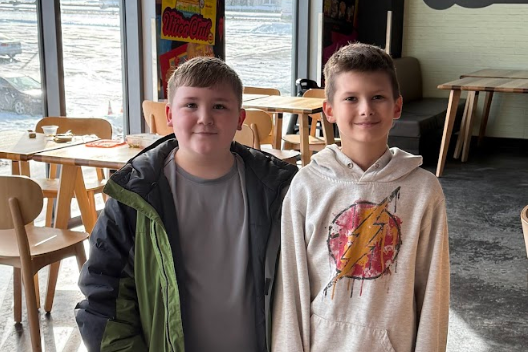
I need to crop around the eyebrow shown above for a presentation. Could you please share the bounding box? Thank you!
[341,89,390,95]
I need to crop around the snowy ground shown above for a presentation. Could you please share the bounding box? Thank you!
[0,4,293,134]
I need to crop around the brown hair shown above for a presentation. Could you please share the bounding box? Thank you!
[323,42,400,103]
[167,56,243,107]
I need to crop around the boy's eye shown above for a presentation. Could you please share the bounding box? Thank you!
[185,103,197,108]
[372,95,384,100]
[344,96,357,102]
[213,104,226,110]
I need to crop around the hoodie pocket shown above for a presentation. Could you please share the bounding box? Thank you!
[311,313,395,352]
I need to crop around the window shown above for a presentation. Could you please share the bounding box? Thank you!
[60,0,125,136]
[0,2,43,129]
[225,0,294,95]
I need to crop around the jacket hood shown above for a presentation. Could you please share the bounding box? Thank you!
[310,144,422,183]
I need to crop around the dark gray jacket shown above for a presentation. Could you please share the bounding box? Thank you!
[75,135,298,351]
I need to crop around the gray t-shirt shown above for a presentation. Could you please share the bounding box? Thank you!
[163,148,257,352]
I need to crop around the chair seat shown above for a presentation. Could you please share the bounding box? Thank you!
[0,225,88,258]
[282,134,326,145]
[34,177,107,196]
[261,147,299,164]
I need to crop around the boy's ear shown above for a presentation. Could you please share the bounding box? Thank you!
[237,108,246,131]
[166,104,174,127]
[393,96,403,120]
[323,100,336,123]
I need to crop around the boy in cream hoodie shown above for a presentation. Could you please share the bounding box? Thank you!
[272,43,450,352]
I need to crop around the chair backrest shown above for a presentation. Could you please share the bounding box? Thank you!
[0,176,43,230]
[243,86,280,96]
[522,205,528,258]
[303,88,325,99]
[233,124,255,148]
[142,100,173,136]
[35,117,112,139]
[243,109,273,148]
[303,88,326,136]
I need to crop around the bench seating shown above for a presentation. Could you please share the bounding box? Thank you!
[390,57,466,160]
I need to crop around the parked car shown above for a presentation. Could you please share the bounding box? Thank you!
[99,0,119,9]
[0,73,42,115]
[0,34,22,59]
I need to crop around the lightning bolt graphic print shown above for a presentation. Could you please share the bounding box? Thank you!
[325,187,402,298]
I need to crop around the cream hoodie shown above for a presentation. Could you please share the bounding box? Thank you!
[272,145,449,352]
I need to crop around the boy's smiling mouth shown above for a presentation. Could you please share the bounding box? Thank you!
[193,130,217,135]
[354,121,380,127]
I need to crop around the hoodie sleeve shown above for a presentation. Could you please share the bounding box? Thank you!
[75,198,147,351]
[271,188,312,352]
[414,198,450,351]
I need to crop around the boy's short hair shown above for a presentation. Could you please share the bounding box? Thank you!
[167,56,243,107]
[323,42,400,103]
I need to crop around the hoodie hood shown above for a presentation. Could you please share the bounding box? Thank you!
[310,144,422,183]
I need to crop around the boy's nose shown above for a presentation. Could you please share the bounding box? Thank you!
[197,109,214,125]
[360,101,374,116]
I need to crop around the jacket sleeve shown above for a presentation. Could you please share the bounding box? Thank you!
[75,198,147,351]
[414,198,450,351]
[271,188,311,352]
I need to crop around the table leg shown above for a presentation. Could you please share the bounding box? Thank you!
[54,164,95,232]
[11,161,30,176]
[321,111,335,145]
[272,113,283,149]
[477,92,494,147]
[74,167,96,233]
[454,93,471,159]
[461,91,480,162]
[299,113,310,166]
[53,164,77,230]
[11,161,19,175]
[436,89,462,177]
[19,161,30,176]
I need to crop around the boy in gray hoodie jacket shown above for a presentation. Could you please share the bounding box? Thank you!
[272,43,450,352]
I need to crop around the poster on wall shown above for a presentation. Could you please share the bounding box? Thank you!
[156,0,225,100]
[159,43,215,100]
[161,0,217,45]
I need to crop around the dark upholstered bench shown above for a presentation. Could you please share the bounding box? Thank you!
[389,57,466,160]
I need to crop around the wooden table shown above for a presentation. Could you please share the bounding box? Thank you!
[242,93,270,102]
[461,69,528,79]
[456,69,528,150]
[436,76,528,177]
[33,143,141,231]
[0,130,95,175]
[243,95,328,166]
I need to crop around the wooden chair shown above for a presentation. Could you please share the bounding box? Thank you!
[522,205,528,258]
[234,124,256,148]
[142,100,173,135]
[35,117,112,229]
[282,88,337,153]
[243,86,281,146]
[0,175,88,352]
[243,108,299,164]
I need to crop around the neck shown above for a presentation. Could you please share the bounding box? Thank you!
[174,149,235,179]
[341,141,387,172]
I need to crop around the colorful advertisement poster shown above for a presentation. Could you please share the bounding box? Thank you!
[161,0,217,45]
[159,43,215,98]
